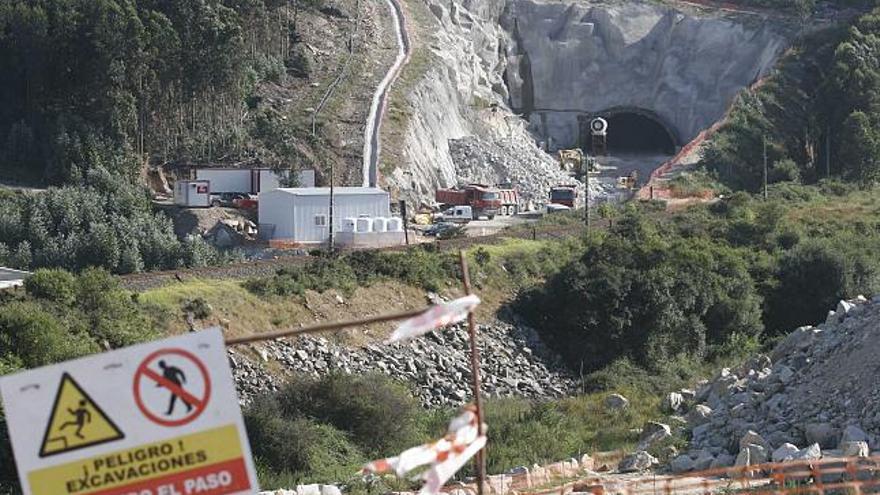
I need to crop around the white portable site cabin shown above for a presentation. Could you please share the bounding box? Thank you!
[259,187,391,244]
[194,168,316,194]
[174,180,211,207]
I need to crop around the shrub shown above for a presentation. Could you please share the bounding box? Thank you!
[24,268,76,305]
[244,397,364,484]
[276,373,425,456]
[0,302,98,367]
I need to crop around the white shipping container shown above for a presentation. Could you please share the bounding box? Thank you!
[196,168,316,193]
[258,187,391,243]
[174,180,211,207]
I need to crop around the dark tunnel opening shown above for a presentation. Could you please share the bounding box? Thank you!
[593,112,678,155]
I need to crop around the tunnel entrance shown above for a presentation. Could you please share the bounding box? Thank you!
[581,110,679,155]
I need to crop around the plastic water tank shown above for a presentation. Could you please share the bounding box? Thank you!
[355,217,373,233]
[373,217,388,233]
[342,217,356,233]
[387,217,404,232]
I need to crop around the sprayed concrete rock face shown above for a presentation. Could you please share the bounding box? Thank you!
[502,0,790,149]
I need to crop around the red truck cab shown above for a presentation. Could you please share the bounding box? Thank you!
[549,186,577,208]
[436,184,502,219]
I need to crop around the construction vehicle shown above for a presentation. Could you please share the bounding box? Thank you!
[548,185,578,208]
[496,187,520,216]
[436,184,501,220]
[559,149,599,179]
[617,171,639,190]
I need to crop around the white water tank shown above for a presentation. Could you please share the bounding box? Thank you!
[342,217,356,233]
[387,217,403,232]
[373,217,388,232]
[355,217,373,233]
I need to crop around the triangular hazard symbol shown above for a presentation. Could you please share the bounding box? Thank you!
[39,373,124,457]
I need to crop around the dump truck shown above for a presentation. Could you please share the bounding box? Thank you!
[549,185,578,208]
[436,184,501,220]
[496,187,520,216]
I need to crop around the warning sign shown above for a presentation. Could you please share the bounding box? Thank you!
[0,328,258,495]
[39,373,125,457]
[133,349,211,427]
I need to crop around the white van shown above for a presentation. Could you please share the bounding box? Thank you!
[440,205,474,223]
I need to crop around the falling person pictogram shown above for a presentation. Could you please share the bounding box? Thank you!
[58,400,91,439]
[157,360,193,416]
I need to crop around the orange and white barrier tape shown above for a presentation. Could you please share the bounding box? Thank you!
[386,295,481,344]
[363,404,487,495]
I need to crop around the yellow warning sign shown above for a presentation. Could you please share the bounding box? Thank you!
[39,373,124,457]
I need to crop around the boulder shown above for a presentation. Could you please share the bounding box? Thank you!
[638,422,672,450]
[739,430,771,451]
[297,485,321,495]
[320,486,342,495]
[670,455,695,473]
[693,450,715,471]
[663,392,684,413]
[837,300,855,317]
[687,405,712,426]
[805,423,838,449]
[841,441,869,458]
[792,443,821,461]
[618,451,658,472]
[580,454,594,471]
[710,453,735,469]
[735,444,768,467]
[839,425,869,445]
[605,393,629,410]
[771,443,800,462]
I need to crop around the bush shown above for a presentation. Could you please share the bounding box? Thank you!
[24,269,76,305]
[245,397,364,485]
[0,302,98,367]
[518,226,763,373]
[275,373,425,456]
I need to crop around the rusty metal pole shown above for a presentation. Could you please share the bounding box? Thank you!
[459,250,486,495]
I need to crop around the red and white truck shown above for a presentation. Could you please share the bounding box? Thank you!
[436,184,502,220]
[496,187,520,216]
[549,185,578,208]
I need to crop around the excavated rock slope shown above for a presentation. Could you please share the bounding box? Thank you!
[670,296,880,472]
[230,318,577,407]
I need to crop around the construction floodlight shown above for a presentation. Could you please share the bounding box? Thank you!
[590,117,608,136]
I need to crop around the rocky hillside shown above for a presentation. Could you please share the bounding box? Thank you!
[662,296,880,473]
[230,317,577,407]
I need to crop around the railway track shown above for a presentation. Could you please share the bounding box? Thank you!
[119,224,583,292]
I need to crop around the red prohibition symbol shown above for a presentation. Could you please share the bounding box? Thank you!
[133,348,211,427]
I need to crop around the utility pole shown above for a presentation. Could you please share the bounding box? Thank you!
[329,162,335,251]
[585,162,591,232]
[763,137,768,200]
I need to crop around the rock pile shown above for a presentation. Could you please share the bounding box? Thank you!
[448,136,614,206]
[230,319,577,407]
[669,296,880,472]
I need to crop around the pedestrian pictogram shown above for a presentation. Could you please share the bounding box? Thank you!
[134,348,211,427]
[38,373,124,457]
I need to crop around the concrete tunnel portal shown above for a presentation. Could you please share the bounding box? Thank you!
[582,107,680,156]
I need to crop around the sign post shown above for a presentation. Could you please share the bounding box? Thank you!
[0,328,258,495]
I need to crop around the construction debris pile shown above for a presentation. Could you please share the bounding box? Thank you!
[230,319,576,407]
[448,136,615,206]
[664,295,880,472]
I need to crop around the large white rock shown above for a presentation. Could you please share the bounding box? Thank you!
[687,404,712,426]
[739,430,770,451]
[772,443,800,462]
[841,441,869,458]
[637,422,672,450]
[297,485,321,495]
[663,392,684,413]
[735,444,768,467]
[619,451,659,472]
[320,486,342,495]
[792,443,822,461]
